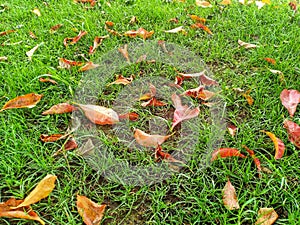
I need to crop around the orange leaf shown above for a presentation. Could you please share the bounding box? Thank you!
[79,62,100,72]
[188,15,206,23]
[141,97,167,107]
[0,93,42,111]
[77,104,119,125]
[190,23,213,35]
[39,77,57,85]
[211,148,246,161]
[12,174,57,208]
[63,30,87,47]
[118,44,130,63]
[40,134,65,142]
[134,128,171,148]
[220,0,231,5]
[89,35,109,55]
[155,145,183,163]
[181,85,215,101]
[74,0,96,7]
[0,30,16,36]
[264,57,276,65]
[242,90,254,105]
[42,103,77,115]
[0,198,45,225]
[124,28,154,40]
[262,130,285,159]
[283,120,300,149]
[118,112,139,121]
[243,145,262,177]
[195,0,212,7]
[104,25,122,36]
[50,24,63,34]
[107,75,134,86]
[77,195,106,225]
[222,179,240,210]
[280,89,300,117]
[255,208,278,225]
[238,39,258,49]
[58,58,83,69]
[105,21,114,27]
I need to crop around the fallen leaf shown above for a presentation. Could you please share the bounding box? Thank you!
[199,74,219,86]
[40,134,65,142]
[181,85,215,101]
[63,138,78,151]
[188,15,206,23]
[280,89,300,117]
[134,128,171,147]
[77,195,106,225]
[139,83,157,100]
[50,24,63,33]
[289,1,297,11]
[129,16,138,24]
[63,30,87,47]
[0,56,8,61]
[255,1,266,9]
[283,120,300,148]
[124,28,154,40]
[58,58,83,69]
[26,43,42,61]
[105,21,114,27]
[211,148,246,161]
[177,70,206,78]
[171,93,200,130]
[195,0,213,7]
[242,90,254,105]
[155,145,183,163]
[118,44,130,63]
[227,124,237,137]
[220,0,231,5]
[0,93,43,111]
[39,77,58,85]
[75,139,95,156]
[0,30,16,36]
[29,31,37,39]
[169,17,179,23]
[118,112,139,121]
[243,145,262,177]
[104,25,122,36]
[107,75,133,86]
[222,179,240,210]
[74,0,96,7]
[261,130,285,159]
[255,208,278,225]
[269,69,283,75]
[0,198,45,225]
[141,97,168,107]
[32,8,41,17]
[264,57,276,65]
[238,39,258,49]
[175,76,184,86]
[77,104,119,125]
[79,62,100,72]
[42,103,77,115]
[12,174,56,208]
[89,35,109,54]
[190,23,213,35]
[164,26,187,35]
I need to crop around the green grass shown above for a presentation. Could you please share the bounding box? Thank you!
[1,0,300,224]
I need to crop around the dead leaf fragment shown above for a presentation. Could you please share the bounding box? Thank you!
[40,134,65,142]
[63,30,87,47]
[104,25,122,36]
[134,129,171,148]
[50,24,63,33]
[79,62,100,72]
[32,8,41,17]
[255,208,278,225]
[220,0,231,5]
[26,43,42,61]
[89,35,109,54]
[0,56,8,61]
[39,77,58,85]
[211,148,246,161]
[42,103,77,115]
[141,97,167,107]
[283,120,300,149]
[124,28,154,40]
[155,145,183,163]
[188,15,206,23]
[0,30,16,36]
[29,31,37,39]
[118,44,130,63]
[222,179,240,210]
[164,26,187,35]
[118,112,139,121]
[107,75,134,86]
[227,124,237,137]
[238,39,257,49]
[264,57,276,65]
[129,16,138,24]
[181,85,215,101]
[75,139,95,156]
[242,90,254,105]
[77,195,106,225]
[261,130,285,159]
[58,58,83,69]
[105,21,114,27]
[190,23,213,35]
[169,18,179,23]
[1,93,42,111]
[195,0,212,7]
[280,89,300,117]
[289,1,297,11]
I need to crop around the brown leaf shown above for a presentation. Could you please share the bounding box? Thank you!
[255,208,278,225]
[188,15,206,23]
[104,25,122,36]
[118,44,130,63]
[12,174,57,208]
[107,75,134,86]
[89,35,109,55]
[118,112,139,121]
[134,128,171,148]
[242,90,254,105]
[211,148,246,161]
[261,130,285,159]
[280,89,300,117]
[77,195,106,225]
[190,23,213,35]
[181,85,215,101]
[40,134,65,142]
[58,58,83,69]
[50,24,63,33]
[129,16,138,24]
[63,30,87,47]
[29,31,37,39]
[42,103,77,115]
[124,28,154,40]
[79,62,100,72]
[199,74,218,86]
[39,77,58,85]
[222,179,240,210]
[0,30,16,36]
[63,138,78,151]
[155,145,183,163]
[195,0,212,7]
[77,104,119,125]
[0,93,42,111]
[289,1,297,11]
[283,120,300,149]
[238,39,258,49]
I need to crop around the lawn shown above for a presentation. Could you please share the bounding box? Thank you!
[0,0,299,224]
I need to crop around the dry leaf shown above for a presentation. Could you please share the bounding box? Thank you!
[169,17,179,23]
[63,138,78,151]
[0,93,42,111]
[118,44,130,63]
[190,23,213,35]
[222,179,240,210]
[104,24,122,36]
[134,128,171,148]
[177,70,206,78]
[39,77,58,85]
[289,1,297,11]
[155,145,183,163]
[264,57,276,65]
[261,130,285,159]
[89,35,109,55]
[40,134,65,142]
[124,28,154,40]
[243,145,262,177]
[79,62,100,72]
[0,30,16,36]
[118,112,139,121]
[188,15,206,23]
[195,0,212,7]
[181,85,215,101]
[26,43,42,61]
[242,90,254,105]
[107,75,134,86]
[105,21,114,27]
[29,31,37,39]
[77,195,106,225]
[211,148,246,161]
[227,124,237,137]
[141,97,167,107]
[283,120,300,149]
[280,89,300,117]
[220,0,231,5]
[269,69,283,75]
[238,39,258,49]
[164,26,187,35]
[255,208,278,225]
[32,8,41,16]
[42,103,77,115]
[63,30,87,47]
[199,74,218,86]
[58,58,83,69]
[50,24,63,33]
[77,104,119,125]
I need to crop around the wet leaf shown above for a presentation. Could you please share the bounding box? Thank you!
[190,23,213,35]
[280,89,300,117]
[134,128,171,148]
[77,104,119,125]
[242,90,254,105]
[222,179,240,210]
[283,120,300,149]
[164,26,187,35]
[188,15,206,23]
[50,24,63,33]
[63,30,87,47]
[77,195,106,225]
[118,112,139,121]
[42,103,77,115]
[79,61,100,72]
[227,124,237,137]
[171,93,200,130]
[261,130,285,159]
[107,75,134,86]
[255,208,278,225]
[40,134,65,142]
[89,35,109,55]
[118,44,130,63]
[243,145,262,177]
[58,58,83,69]
[238,39,257,49]
[0,93,42,111]
[0,30,16,36]
[195,0,212,7]
[264,57,276,65]
[211,148,246,161]
[39,77,58,85]
[32,8,41,17]
[26,43,42,61]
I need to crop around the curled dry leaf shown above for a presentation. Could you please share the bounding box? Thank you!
[0,93,42,111]
[211,148,246,161]
[222,179,240,210]
[155,145,183,163]
[227,124,237,137]
[77,104,119,125]
[79,62,100,72]
[264,57,276,65]
[289,1,297,11]
[89,35,109,54]
[261,130,285,159]
[134,128,171,148]
[63,30,87,47]
[0,56,8,61]
[118,112,139,121]
[50,24,63,33]
[190,23,213,35]
[195,0,212,7]
[118,44,130,63]
[0,198,45,225]
[77,195,106,225]
[188,15,206,23]
[141,97,167,107]
[164,26,187,35]
[0,30,16,36]
[242,90,254,106]
[32,8,41,16]
[26,43,42,61]
[107,75,134,86]
[40,134,65,142]
[58,58,83,69]
[171,93,200,130]
[39,77,58,85]
[255,208,278,225]
[42,103,77,115]
[280,89,300,117]
[243,145,262,177]
[238,39,258,49]
[283,120,300,148]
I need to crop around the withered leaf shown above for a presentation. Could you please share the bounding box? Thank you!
[261,130,285,159]
[42,103,77,115]
[63,30,87,47]
[0,93,43,111]
[222,179,240,210]
[79,62,100,72]
[255,208,278,225]
[211,148,246,161]
[134,128,171,148]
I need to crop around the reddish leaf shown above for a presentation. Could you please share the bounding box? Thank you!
[50,24,63,33]
[40,134,64,142]
[199,74,218,86]
[89,35,109,55]
[262,130,285,159]
[280,89,300,117]
[118,44,130,63]
[264,57,276,65]
[79,62,100,72]
[243,145,262,177]
[155,145,182,163]
[74,0,96,7]
[289,1,297,11]
[77,104,119,125]
[222,179,240,210]
[238,39,257,49]
[188,15,206,23]
[227,124,237,137]
[181,85,215,101]
[42,103,77,115]
[39,77,57,85]
[141,97,167,107]
[242,90,254,106]
[58,58,83,69]
[0,30,16,36]
[63,30,87,47]
[77,195,106,225]
[118,112,139,121]
[134,128,171,148]
[171,93,200,130]
[211,148,246,161]
[63,138,78,151]
[107,75,133,86]
[190,23,213,35]
[0,93,43,111]
[283,120,300,148]
[175,76,184,86]
[255,208,278,225]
